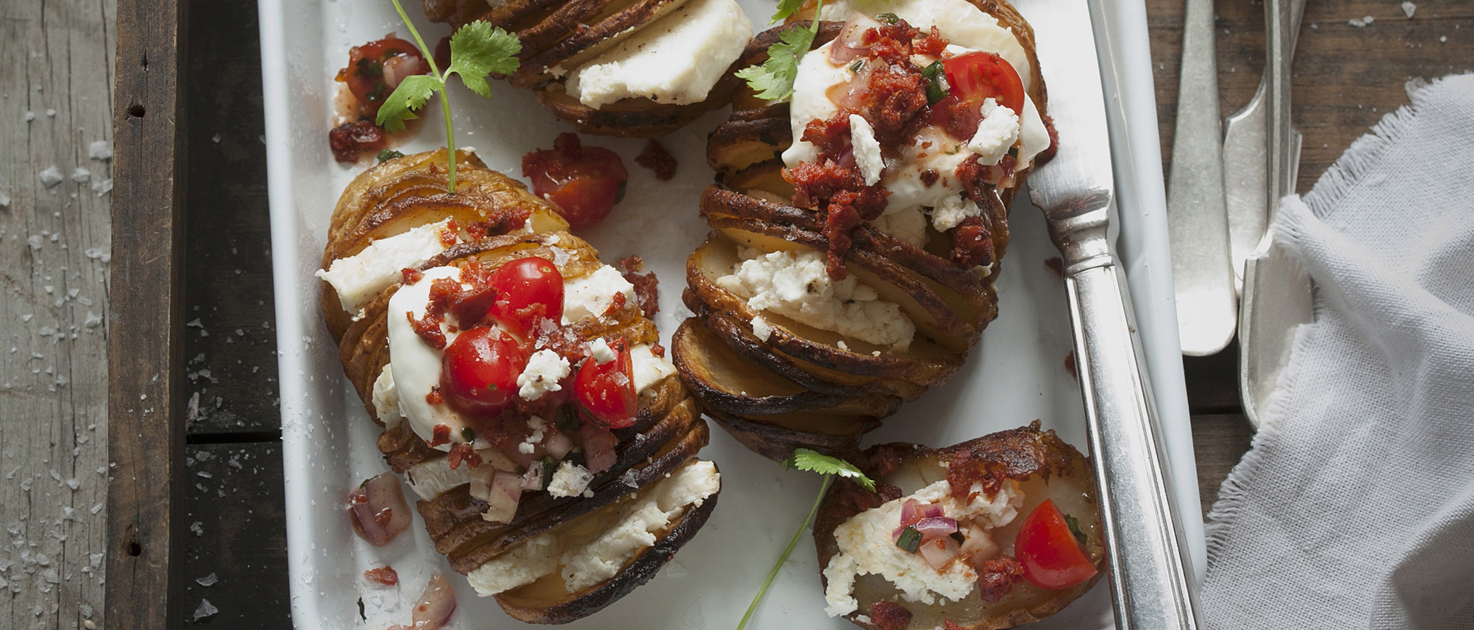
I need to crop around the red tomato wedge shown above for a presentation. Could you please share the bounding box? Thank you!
[1014,499,1097,590]
[931,52,1026,140]
[521,133,629,230]
[488,257,564,337]
[441,327,527,417]
[574,338,637,429]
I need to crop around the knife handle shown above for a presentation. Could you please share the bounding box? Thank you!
[1064,262,1200,630]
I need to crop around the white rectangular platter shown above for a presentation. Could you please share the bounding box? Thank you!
[259,0,1206,627]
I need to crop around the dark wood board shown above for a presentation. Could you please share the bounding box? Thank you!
[180,442,291,627]
[183,0,280,438]
[107,1,190,630]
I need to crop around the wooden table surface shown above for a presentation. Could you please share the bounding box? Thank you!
[0,0,1468,626]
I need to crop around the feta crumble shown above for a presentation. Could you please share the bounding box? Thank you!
[563,266,636,322]
[518,349,570,401]
[589,338,616,364]
[751,316,773,342]
[547,462,595,498]
[968,98,1020,166]
[849,114,884,186]
[929,194,982,233]
[370,364,404,429]
[716,247,915,349]
[316,219,455,314]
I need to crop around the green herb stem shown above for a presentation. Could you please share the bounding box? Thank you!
[735,474,833,630]
[387,0,457,192]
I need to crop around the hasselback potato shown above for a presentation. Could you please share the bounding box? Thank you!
[674,0,1052,460]
[320,148,720,623]
[422,0,753,137]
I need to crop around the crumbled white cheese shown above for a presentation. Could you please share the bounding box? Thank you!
[823,478,1023,616]
[316,219,455,314]
[370,364,404,429]
[630,344,675,393]
[565,0,753,108]
[849,114,884,186]
[547,462,595,498]
[466,532,561,595]
[968,98,1020,166]
[465,461,721,597]
[750,316,773,342]
[517,417,549,455]
[870,206,928,248]
[589,338,616,365]
[562,266,636,323]
[560,461,720,591]
[929,194,982,233]
[716,247,915,350]
[518,349,570,401]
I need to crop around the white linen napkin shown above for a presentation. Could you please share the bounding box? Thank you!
[1199,73,1474,629]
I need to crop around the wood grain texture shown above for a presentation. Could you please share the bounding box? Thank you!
[0,0,117,629]
[1188,413,1254,517]
[180,442,290,626]
[182,0,279,436]
[106,0,187,628]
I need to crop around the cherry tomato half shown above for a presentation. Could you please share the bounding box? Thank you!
[574,338,637,429]
[1013,499,1098,590]
[338,37,430,118]
[931,52,1026,140]
[489,257,565,337]
[521,133,629,230]
[441,327,527,417]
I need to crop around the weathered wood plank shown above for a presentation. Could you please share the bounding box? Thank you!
[180,442,290,626]
[1189,413,1254,517]
[181,0,280,437]
[106,0,187,628]
[0,0,117,628]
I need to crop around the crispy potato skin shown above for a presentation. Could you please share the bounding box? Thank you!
[813,423,1105,630]
[323,149,718,623]
[674,0,1048,461]
[422,0,743,136]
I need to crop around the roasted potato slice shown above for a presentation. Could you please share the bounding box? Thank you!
[813,423,1105,630]
[322,149,720,622]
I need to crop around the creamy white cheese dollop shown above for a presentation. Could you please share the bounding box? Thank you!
[386,266,473,449]
[822,478,1023,617]
[716,247,916,350]
[565,0,753,108]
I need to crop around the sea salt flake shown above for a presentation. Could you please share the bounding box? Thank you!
[192,599,218,621]
[1401,1,1415,18]
[39,167,64,188]
[196,572,218,587]
[88,141,112,161]
[70,168,91,183]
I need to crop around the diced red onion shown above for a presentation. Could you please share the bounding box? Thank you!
[382,53,429,90]
[410,572,457,630]
[545,431,574,460]
[829,14,883,64]
[581,424,618,474]
[961,524,1000,565]
[826,65,873,112]
[520,464,545,491]
[347,472,412,546]
[899,499,923,527]
[480,471,523,524]
[505,442,545,469]
[914,516,958,542]
[922,503,945,519]
[919,536,961,571]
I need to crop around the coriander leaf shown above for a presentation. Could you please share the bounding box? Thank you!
[782,448,874,490]
[376,74,441,133]
[735,25,816,102]
[875,12,900,24]
[445,21,522,99]
[770,0,807,23]
[376,149,404,162]
[1064,514,1088,548]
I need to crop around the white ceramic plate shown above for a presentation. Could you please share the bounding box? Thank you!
[260,0,1205,627]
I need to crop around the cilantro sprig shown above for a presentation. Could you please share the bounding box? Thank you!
[735,448,873,630]
[735,0,825,102]
[377,0,521,192]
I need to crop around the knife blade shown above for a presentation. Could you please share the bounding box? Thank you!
[1023,0,1200,627]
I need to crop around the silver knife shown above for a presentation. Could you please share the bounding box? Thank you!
[1167,0,1237,356]
[1024,0,1200,627]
